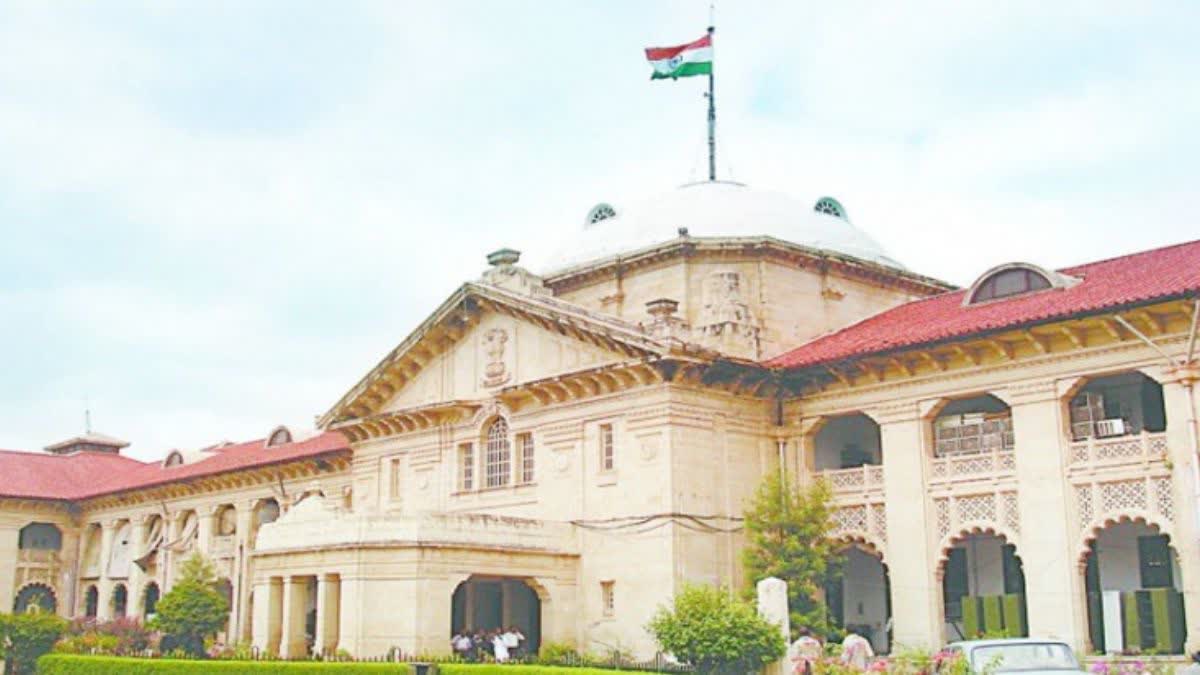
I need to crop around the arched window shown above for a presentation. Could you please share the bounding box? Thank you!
[19,523,62,550]
[254,499,280,527]
[965,263,1068,304]
[143,583,160,618]
[112,584,128,617]
[485,419,511,488]
[84,586,98,618]
[266,426,293,447]
[14,584,56,614]
[585,203,617,226]
[971,268,1051,302]
[163,450,184,468]
[813,196,848,221]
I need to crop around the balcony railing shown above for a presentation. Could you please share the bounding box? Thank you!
[818,464,884,493]
[1069,432,1168,467]
[17,549,59,565]
[930,449,1016,482]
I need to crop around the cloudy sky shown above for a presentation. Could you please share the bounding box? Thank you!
[2,2,1197,461]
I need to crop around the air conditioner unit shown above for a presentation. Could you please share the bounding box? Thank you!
[1095,419,1126,438]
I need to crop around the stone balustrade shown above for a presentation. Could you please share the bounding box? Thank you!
[930,449,1016,484]
[818,464,884,494]
[1068,431,1168,468]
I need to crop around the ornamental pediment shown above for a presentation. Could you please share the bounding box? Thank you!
[319,283,691,427]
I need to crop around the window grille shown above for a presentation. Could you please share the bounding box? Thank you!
[485,419,511,488]
[518,433,535,484]
[600,423,615,471]
[459,443,474,491]
[601,581,615,616]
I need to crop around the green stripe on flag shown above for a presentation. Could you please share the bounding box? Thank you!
[650,62,712,80]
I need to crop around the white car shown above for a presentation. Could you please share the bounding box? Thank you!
[944,638,1086,674]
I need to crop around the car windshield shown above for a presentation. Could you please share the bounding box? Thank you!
[971,643,1079,672]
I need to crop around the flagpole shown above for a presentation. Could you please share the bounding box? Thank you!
[706,22,716,182]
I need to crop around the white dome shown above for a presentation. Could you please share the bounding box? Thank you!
[545,181,905,273]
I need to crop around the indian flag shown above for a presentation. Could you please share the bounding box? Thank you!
[645,34,712,80]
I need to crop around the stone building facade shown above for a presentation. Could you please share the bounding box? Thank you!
[1,181,1198,659]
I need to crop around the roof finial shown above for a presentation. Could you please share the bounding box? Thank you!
[84,395,92,434]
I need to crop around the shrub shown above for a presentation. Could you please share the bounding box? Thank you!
[149,554,229,657]
[0,610,68,674]
[55,616,153,656]
[646,583,785,675]
[37,654,413,673]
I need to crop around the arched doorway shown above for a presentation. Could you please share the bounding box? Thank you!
[112,584,128,617]
[143,582,160,619]
[1084,521,1185,654]
[941,532,1026,642]
[451,576,542,655]
[825,545,890,653]
[83,585,99,618]
[14,584,56,614]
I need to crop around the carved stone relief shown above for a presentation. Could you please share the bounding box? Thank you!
[482,328,511,387]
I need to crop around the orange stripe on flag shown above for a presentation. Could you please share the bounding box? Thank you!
[644,34,711,62]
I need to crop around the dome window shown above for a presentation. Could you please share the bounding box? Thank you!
[966,263,1075,305]
[266,426,293,448]
[585,203,617,226]
[163,450,184,468]
[813,196,848,221]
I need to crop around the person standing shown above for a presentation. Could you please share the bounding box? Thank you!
[502,626,524,659]
[492,630,511,663]
[451,630,474,661]
[789,627,823,675]
[840,631,875,670]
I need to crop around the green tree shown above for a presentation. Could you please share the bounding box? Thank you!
[0,610,68,675]
[647,583,785,675]
[150,553,229,657]
[742,473,840,639]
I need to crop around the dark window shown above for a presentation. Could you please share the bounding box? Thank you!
[971,269,1052,303]
[943,548,969,620]
[1138,535,1173,588]
[143,583,160,617]
[1002,544,1026,595]
[19,523,62,550]
[84,586,98,618]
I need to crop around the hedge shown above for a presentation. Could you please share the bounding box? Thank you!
[35,656,667,675]
[436,666,630,675]
[36,654,412,674]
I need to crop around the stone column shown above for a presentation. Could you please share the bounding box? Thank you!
[128,517,150,619]
[873,401,943,650]
[337,575,363,657]
[315,574,341,656]
[0,526,18,614]
[1159,368,1200,652]
[279,576,309,659]
[234,501,256,642]
[162,515,179,590]
[1006,379,1088,650]
[252,577,283,655]
[96,521,117,621]
[196,506,217,556]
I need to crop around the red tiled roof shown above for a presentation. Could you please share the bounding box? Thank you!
[766,239,1200,370]
[0,450,147,501]
[0,432,350,501]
